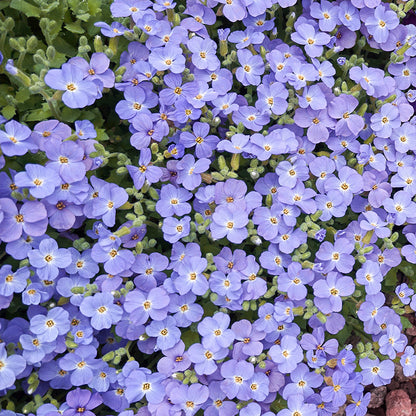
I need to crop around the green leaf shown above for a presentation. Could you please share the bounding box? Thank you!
[334,325,352,346]
[10,0,40,17]
[401,316,413,329]
[61,106,82,122]
[96,129,109,141]
[15,87,31,103]
[50,51,68,68]
[65,20,85,34]
[24,105,52,122]
[2,105,16,120]
[53,36,77,56]
[88,0,102,15]
[0,1,11,11]
[182,330,200,349]
[383,267,398,288]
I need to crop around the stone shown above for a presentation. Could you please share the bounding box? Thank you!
[368,386,387,408]
[386,390,412,416]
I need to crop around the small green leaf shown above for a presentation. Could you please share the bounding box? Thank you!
[2,105,16,120]
[65,20,85,34]
[401,316,412,329]
[10,0,40,17]
[15,88,31,103]
[88,0,102,15]
[182,330,200,349]
[24,106,52,122]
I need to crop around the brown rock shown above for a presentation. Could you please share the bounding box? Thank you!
[370,408,386,416]
[388,379,400,391]
[406,327,416,336]
[368,386,387,408]
[403,380,416,401]
[386,390,412,416]
[333,404,346,416]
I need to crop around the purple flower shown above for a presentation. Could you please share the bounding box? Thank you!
[45,63,101,108]
[173,255,208,296]
[400,346,416,377]
[365,5,399,43]
[45,141,86,183]
[338,1,360,31]
[198,312,235,352]
[383,190,416,225]
[179,122,219,158]
[187,343,228,376]
[146,316,181,351]
[168,292,204,327]
[0,198,48,242]
[63,388,102,416]
[30,306,70,342]
[360,357,394,387]
[269,335,303,373]
[359,211,391,239]
[91,243,135,275]
[315,238,355,274]
[217,0,247,22]
[282,363,323,399]
[115,86,156,121]
[321,370,355,407]
[170,383,209,415]
[75,120,97,139]
[69,53,114,88]
[148,46,186,73]
[217,133,252,153]
[0,343,26,390]
[278,262,314,301]
[157,340,191,375]
[95,21,131,37]
[176,154,210,191]
[291,23,331,58]
[80,292,122,330]
[204,381,238,416]
[378,324,407,359]
[14,164,61,199]
[313,271,355,314]
[0,120,36,156]
[236,49,264,86]
[127,148,163,190]
[324,166,363,205]
[310,0,340,31]
[220,359,254,400]
[277,394,318,416]
[124,370,166,404]
[161,216,191,243]
[0,265,29,297]
[211,204,248,244]
[187,36,219,70]
[328,95,364,137]
[231,319,265,357]
[156,184,192,217]
[402,233,416,264]
[28,238,72,280]
[123,286,169,325]
[388,59,416,90]
[370,103,401,138]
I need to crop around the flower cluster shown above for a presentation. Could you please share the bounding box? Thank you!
[2,0,416,415]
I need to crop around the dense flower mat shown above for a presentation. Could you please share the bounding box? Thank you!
[2,0,416,415]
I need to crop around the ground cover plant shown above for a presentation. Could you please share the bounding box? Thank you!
[2,0,416,415]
